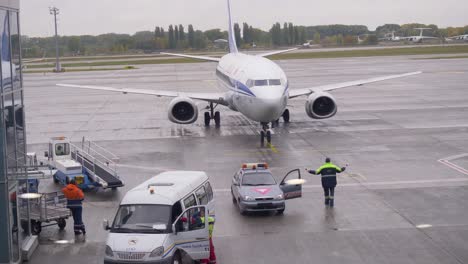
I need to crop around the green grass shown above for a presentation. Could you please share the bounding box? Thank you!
[24,66,138,73]
[26,45,468,69]
[270,45,468,60]
[412,55,468,60]
[24,52,223,63]
[27,58,205,68]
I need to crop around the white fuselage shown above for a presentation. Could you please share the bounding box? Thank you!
[215,53,288,123]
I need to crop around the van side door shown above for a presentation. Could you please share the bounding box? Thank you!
[172,206,210,260]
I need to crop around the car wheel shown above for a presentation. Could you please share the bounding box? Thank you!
[172,251,182,264]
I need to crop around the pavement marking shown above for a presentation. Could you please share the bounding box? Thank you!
[266,142,279,153]
[438,153,468,176]
[213,178,468,192]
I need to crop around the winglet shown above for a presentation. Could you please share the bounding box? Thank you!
[227,0,238,53]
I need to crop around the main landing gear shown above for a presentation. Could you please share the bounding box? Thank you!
[204,102,221,127]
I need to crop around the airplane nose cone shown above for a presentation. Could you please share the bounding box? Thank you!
[250,96,287,122]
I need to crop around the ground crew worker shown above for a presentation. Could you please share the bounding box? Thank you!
[307,157,346,207]
[200,210,217,264]
[62,179,86,235]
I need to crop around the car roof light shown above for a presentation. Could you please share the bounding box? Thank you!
[241,163,268,170]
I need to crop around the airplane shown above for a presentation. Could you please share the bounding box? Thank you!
[445,34,468,41]
[57,0,422,145]
[401,28,439,43]
[379,31,403,42]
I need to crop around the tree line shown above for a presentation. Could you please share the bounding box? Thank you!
[22,23,468,58]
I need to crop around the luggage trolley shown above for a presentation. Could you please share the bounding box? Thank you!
[20,191,71,235]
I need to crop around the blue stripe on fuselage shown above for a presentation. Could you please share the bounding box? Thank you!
[234,80,255,97]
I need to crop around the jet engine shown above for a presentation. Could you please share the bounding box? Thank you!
[168,97,198,124]
[305,92,337,119]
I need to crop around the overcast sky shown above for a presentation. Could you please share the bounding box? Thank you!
[21,0,468,37]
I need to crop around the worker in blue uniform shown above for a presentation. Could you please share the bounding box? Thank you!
[307,158,346,207]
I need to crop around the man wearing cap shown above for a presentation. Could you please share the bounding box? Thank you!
[62,179,86,235]
[307,158,346,207]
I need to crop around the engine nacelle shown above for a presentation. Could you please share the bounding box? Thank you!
[168,97,198,124]
[305,92,337,119]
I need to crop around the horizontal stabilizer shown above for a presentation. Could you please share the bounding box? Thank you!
[257,48,298,58]
[160,52,220,62]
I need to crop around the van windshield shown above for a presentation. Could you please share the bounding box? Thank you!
[111,204,171,234]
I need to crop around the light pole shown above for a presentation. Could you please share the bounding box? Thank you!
[49,6,61,72]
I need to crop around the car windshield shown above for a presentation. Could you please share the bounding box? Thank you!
[242,172,276,186]
[111,204,171,233]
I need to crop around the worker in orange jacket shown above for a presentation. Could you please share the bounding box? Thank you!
[62,179,86,235]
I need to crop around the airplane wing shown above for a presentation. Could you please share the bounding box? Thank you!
[56,84,227,105]
[160,52,220,62]
[257,48,298,57]
[288,71,422,98]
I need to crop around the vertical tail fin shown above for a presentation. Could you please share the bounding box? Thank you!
[227,0,238,53]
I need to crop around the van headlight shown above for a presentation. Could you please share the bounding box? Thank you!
[276,194,284,200]
[242,195,255,201]
[105,245,114,257]
[149,246,164,257]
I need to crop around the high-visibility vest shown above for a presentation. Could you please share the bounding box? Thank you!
[201,216,215,237]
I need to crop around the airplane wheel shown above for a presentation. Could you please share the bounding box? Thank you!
[282,109,290,123]
[266,131,272,144]
[214,111,221,126]
[260,131,265,145]
[204,112,210,126]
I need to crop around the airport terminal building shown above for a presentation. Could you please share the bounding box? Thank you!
[0,0,33,263]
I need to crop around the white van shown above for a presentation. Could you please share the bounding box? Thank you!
[103,171,215,264]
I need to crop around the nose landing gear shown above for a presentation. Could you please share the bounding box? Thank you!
[260,123,272,145]
[204,102,221,127]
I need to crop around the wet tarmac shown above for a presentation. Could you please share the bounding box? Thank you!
[24,55,468,264]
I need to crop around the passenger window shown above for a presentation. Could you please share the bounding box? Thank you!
[183,194,196,208]
[196,186,208,205]
[205,182,213,201]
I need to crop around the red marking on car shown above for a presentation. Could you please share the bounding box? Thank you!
[253,188,271,195]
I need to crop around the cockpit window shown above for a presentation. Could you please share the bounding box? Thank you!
[247,79,283,87]
[268,79,281,85]
[254,80,268,86]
